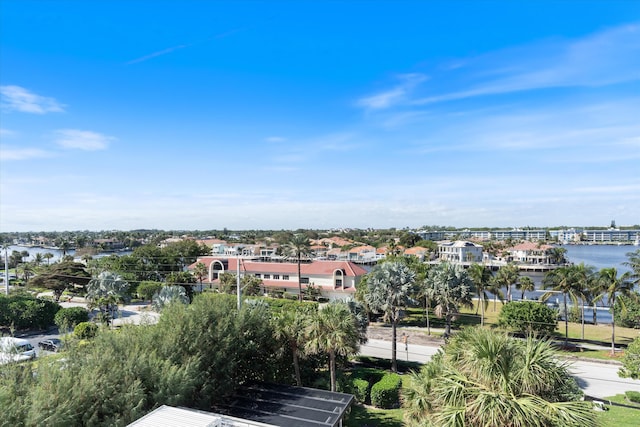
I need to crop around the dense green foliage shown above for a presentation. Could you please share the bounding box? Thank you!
[54,306,89,330]
[29,261,91,301]
[613,293,640,328]
[370,373,402,409]
[619,336,640,380]
[0,294,352,426]
[0,294,59,331]
[498,301,557,335]
[625,390,640,404]
[351,378,369,403]
[402,327,595,427]
[74,321,98,339]
[136,280,163,301]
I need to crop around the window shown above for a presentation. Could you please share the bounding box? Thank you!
[264,274,270,279]
[283,275,289,280]
[273,274,280,280]
[335,279,342,287]
[300,277,309,284]
[255,273,261,278]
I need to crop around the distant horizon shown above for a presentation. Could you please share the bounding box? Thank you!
[2,223,640,235]
[2,2,639,231]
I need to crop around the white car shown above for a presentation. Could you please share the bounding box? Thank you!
[0,337,36,364]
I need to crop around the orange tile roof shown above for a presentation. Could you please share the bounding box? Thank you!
[509,242,553,251]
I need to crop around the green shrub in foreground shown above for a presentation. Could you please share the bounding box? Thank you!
[371,373,402,409]
[0,294,60,330]
[498,301,557,335]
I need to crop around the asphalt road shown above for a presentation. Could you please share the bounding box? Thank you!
[359,339,640,399]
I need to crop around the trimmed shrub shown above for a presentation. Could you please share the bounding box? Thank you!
[55,306,89,330]
[136,281,163,302]
[351,378,369,403]
[74,321,98,339]
[625,390,640,404]
[371,372,402,409]
[498,301,557,335]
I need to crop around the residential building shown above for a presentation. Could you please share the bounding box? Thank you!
[437,241,483,263]
[188,257,368,300]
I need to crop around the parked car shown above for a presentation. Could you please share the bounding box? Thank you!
[0,337,36,364]
[38,338,63,352]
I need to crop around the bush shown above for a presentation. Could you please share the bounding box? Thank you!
[625,390,640,404]
[498,301,557,335]
[620,337,640,380]
[74,321,98,339]
[136,281,163,302]
[614,294,640,328]
[0,294,60,330]
[55,306,89,330]
[351,378,369,403]
[370,373,402,409]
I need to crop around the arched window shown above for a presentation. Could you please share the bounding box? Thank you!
[333,269,344,288]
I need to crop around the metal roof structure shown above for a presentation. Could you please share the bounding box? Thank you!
[128,383,354,427]
[215,383,354,427]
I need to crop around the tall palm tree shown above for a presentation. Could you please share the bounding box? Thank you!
[272,308,309,386]
[33,253,44,266]
[365,261,416,372]
[402,327,596,427]
[285,234,311,302]
[516,275,535,300]
[305,301,359,392]
[595,267,634,354]
[542,265,585,348]
[468,263,491,326]
[495,263,520,302]
[424,263,473,338]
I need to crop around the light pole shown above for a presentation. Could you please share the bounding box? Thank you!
[4,246,9,295]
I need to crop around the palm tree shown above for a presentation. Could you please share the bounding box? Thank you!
[43,252,54,265]
[272,308,309,386]
[193,261,208,290]
[542,265,585,348]
[285,234,311,302]
[424,263,473,338]
[86,271,131,325]
[365,261,416,372]
[595,267,634,354]
[468,263,491,326]
[402,327,596,427]
[151,285,189,312]
[516,275,535,300]
[624,249,640,287]
[495,263,520,302]
[305,301,359,392]
[33,253,44,266]
[572,263,596,338]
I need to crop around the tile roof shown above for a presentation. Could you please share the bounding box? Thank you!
[189,258,369,277]
[509,242,554,251]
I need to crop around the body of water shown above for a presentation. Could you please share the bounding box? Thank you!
[562,244,636,275]
[3,245,131,264]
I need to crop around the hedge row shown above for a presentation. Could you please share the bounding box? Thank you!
[370,373,402,409]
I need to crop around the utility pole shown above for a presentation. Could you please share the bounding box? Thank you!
[4,246,9,295]
[237,256,241,310]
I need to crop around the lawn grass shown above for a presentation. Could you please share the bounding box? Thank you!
[597,395,640,426]
[343,404,404,427]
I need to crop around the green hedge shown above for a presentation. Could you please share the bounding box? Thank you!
[625,390,640,404]
[0,294,60,330]
[370,373,402,409]
[55,306,89,330]
[351,378,369,403]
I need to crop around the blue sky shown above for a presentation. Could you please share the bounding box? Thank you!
[1,1,639,232]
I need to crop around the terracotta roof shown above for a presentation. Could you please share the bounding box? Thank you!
[189,258,368,277]
[196,238,227,246]
[348,245,375,253]
[404,247,427,255]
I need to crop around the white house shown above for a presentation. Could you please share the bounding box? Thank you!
[437,241,483,263]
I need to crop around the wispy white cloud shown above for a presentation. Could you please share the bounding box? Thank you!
[357,73,428,110]
[0,128,17,137]
[0,147,52,161]
[54,129,115,151]
[0,85,65,114]
[412,23,640,105]
[265,136,286,143]
[127,28,245,65]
